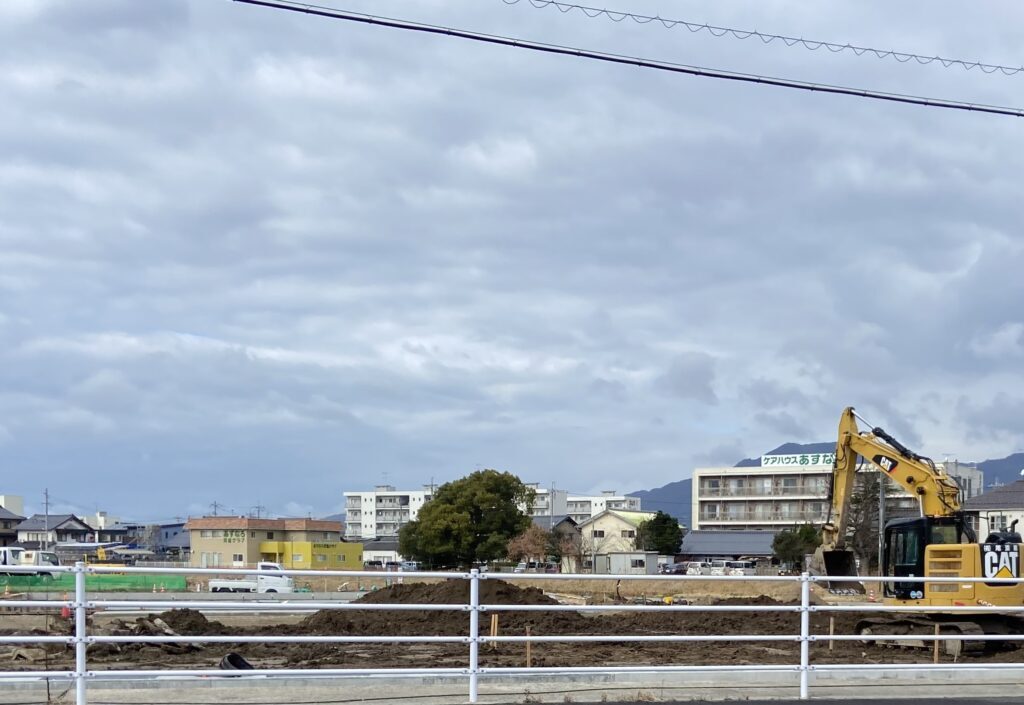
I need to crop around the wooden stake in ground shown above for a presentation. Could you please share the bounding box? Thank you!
[829,617,835,652]
[525,626,532,668]
[933,624,940,664]
[490,614,499,650]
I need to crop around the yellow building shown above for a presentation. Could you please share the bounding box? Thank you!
[186,516,362,570]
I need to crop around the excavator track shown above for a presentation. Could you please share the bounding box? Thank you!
[855,617,988,655]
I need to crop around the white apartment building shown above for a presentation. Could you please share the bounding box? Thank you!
[343,486,434,540]
[692,452,984,531]
[567,491,642,525]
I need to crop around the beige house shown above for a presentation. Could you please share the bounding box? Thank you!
[576,510,656,561]
[186,516,360,570]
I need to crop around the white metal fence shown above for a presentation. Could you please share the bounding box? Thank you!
[3,564,1024,705]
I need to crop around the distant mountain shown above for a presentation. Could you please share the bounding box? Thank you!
[628,479,692,529]
[630,447,1024,526]
[978,453,1024,489]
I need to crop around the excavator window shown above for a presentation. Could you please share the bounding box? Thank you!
[884,515,969,599]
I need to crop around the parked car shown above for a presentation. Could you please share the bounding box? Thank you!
[0,547,61,577]
[363,560,384,570]
[659,562,686,575]
[400,561,420,571]
[725,560,756,576]
[384,561,402,571]
[685,561,712,576]
[709,560,728,576]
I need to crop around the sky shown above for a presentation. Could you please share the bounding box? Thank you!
[1,0,1022,522]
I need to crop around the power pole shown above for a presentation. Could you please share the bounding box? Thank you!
[877,477,886,576]
[43,488,50,551]
[210,501,222,517]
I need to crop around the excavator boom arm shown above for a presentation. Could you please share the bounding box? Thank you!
[821,407,963,551]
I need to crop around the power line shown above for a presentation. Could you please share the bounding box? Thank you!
[232,0,1024,118]
[500,0,1024,76]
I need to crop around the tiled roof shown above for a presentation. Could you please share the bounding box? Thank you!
[14,514,93,532]
[0,506,24,521]
[678,530,778,557]
[964,479,1024,511]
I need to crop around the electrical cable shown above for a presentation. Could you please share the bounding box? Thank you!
[231,0,1024,118]
[500,0,1024,76]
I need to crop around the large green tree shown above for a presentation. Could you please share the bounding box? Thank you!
[636,511,684,555]
[398,470,535,568]
[772,524,820,568]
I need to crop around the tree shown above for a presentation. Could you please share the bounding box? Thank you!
[636,511,684,555]
[507,525,549,563]
[398,469,535,568]
[772,524,820,568]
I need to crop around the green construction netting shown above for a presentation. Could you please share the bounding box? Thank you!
[0,573,187,592]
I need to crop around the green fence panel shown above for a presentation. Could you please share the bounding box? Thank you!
[0,573,187,592]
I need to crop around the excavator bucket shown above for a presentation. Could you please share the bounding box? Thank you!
[808,547,865,594]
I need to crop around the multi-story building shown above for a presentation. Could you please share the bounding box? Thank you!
[343,485,434,540]
[186,516,361,570]
[964,479,1024,536]
[692,452,984,531]
[0,506,25,547]
[0,495,25,517]
[523,483,568,520]
[566,491,642,524]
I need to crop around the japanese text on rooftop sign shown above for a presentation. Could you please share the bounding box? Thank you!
[761,452,836,467]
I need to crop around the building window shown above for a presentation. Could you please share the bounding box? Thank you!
[293,554,305,563]
[592,530,605,538]
[232,553,244,563]
[200,530,211,538]
[250,532,256,538]
[631,559,645,568]
[267,532,275,539]
[621,530,635,538]
[315,554,327,563]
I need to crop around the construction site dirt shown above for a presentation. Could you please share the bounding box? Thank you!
[3,579,1023,673]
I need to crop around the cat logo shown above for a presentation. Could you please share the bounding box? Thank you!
[873,454,899,473]
[983,544,1020,585]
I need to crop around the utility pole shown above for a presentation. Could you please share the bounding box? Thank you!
[43,489,50,551]
[210,501,222,517]
[877,477,886,576]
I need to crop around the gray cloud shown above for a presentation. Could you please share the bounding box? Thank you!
[1,0,1022,517]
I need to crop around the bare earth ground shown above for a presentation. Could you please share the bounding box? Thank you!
[2,579,1019,673]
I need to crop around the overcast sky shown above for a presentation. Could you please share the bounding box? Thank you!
[1,0,1022,521]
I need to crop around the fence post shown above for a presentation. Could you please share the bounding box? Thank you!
[469,568,480,704]
[74,562,88,705]
[799,572,810,700]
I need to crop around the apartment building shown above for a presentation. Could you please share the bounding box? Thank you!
[692,452,984,531]
[567,491,642,524]
[186,516,361,570]
[523,484,568,519]
[343,486,434,540]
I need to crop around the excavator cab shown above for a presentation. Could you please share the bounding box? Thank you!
[883,515,973,600]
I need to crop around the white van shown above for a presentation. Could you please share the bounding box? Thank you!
[709,560,728,576]
[726,560,756,576]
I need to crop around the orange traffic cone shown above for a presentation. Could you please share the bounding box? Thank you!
[61,592,71,619]
[867,588,877,602]
[160,584,166,593]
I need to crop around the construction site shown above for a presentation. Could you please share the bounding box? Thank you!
[3,577,1022,676]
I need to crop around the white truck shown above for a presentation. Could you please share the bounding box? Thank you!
[0,547,61,577]
[208,562,294,593]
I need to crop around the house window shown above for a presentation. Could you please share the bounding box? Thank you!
[592,530,605,538]
[315,554,327,563]
[200,530,212,538]
[250,532,256,538]
[232,554,244,563]
[293,554,305,563]
[630,559,645,568]
[267,532,275,539]
[621,530,635,538]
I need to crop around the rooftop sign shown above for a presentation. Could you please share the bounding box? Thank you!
[761,452,836,467]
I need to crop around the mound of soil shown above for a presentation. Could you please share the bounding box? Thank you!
[158,609,228,635]
[356,579,558,606]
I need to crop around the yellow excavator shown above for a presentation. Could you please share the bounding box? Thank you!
[811,407,1023,650]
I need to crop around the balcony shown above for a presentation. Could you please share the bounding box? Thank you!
[699,486,827,498]
[700,510,827,523]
